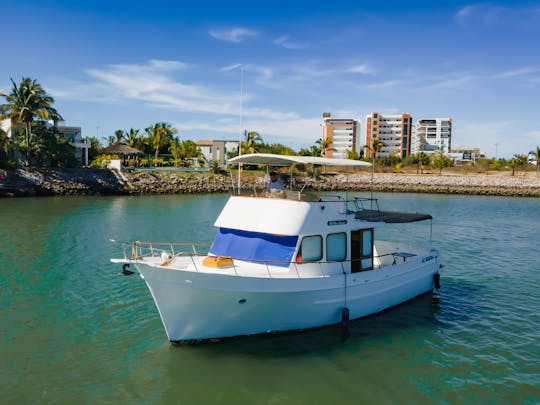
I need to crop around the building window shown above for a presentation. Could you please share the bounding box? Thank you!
[327,233,346,261]
[373,113,378,118]
[299,235,322,262]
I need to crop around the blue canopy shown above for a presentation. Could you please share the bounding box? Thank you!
[209,228,298,268]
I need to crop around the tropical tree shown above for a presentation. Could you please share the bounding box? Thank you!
[241,130,263,154]
[0,127,8,159]
[315,137,335,158]
[345,149,360,160]
[404,152,430,174]
[259,142,296,155]
[124,128,142,149]
[509,154,528,176]
[299,145,321,157]
[145,122,177,162]
[530,146,540,178]
[169,138,200,167]
[371,139,385,160]
[0,77,62,163]
[431,151,454,175]
[83,136,102,162]
[364,139,386,178]
[114,129,124,144]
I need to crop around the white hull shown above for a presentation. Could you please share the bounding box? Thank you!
[135,252,440,342]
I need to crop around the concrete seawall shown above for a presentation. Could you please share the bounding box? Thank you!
[1,168,539,197]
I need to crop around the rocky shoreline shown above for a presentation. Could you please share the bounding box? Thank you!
[1,168,539,197]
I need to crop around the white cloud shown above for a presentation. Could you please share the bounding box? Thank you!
[209,28,258,43]
[180,116,321,144]
[55,60,305,124]
[346,64,374,74]
[273,35,309,50]
[427,75,475,89]
[494,67,539,79]
[455,4,540,28]
[221,63,243,72]
[455,4,478,25]
[366,80,401,89]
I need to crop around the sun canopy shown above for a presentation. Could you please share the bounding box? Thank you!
[355,210,432,223]
[228,153,371,167]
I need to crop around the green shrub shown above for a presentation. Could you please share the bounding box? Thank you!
[91,154,120,168]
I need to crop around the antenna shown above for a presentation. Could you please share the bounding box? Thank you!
[237,67,244,194]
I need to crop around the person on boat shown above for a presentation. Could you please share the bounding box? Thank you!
[267,171,285,191]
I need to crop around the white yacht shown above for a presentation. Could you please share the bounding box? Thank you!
[111,154,441,343]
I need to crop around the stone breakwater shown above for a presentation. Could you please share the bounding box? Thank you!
[1,168,539,197]
[310,173,540,197]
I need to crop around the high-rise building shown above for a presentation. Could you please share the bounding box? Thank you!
[321,112,359,159]
[365,113,412,158]
[411,118,452,155]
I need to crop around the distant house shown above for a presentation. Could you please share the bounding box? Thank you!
[50,121,90,165]
[0,119,90,165]
[196,139,239,166]
[448,147,485,165]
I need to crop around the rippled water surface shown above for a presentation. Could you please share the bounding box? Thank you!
[1,193,539,404]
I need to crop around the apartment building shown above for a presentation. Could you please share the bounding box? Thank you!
[411,118,452,155]
[365,113,412,158]
[321,112,359,159]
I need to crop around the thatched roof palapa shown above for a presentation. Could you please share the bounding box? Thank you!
[102,143,144,156]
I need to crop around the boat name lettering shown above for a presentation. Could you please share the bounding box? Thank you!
[327,220,347,226]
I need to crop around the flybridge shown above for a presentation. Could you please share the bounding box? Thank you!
[228,153,372,167]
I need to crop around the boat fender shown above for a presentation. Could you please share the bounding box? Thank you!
[434,273,441,289]
[120,263,134,276]
[341,307,350,328]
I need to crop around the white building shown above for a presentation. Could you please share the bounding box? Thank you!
[196,139,239,165]
[411,118,452,155]
[321,113,360,159]
[0,119,90,165]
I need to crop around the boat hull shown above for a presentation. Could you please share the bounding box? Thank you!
[135,253,440,342]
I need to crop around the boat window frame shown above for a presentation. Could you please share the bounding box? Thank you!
[326,232,347,262]
[298,234,323,262]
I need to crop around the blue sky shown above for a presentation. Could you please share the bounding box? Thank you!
[2,0,540,157]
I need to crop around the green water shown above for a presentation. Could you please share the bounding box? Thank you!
[1,193,539,404]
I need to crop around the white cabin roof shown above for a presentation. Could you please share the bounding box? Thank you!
[214,196,375,235]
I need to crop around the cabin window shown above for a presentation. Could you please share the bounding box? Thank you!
[299,235,322,262]
[327,232,347,261]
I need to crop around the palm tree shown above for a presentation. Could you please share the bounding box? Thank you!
[0,77,62,163]
[114,129,124,144]
[364,139,386,178]
[315,137,336,158]
[145,122,177,161]
[0,127,8,161]
[417,152,429,174]
[242,130,263,154]
[530,146,540,178]
[125,128,142,149]
[169,138,182,167]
